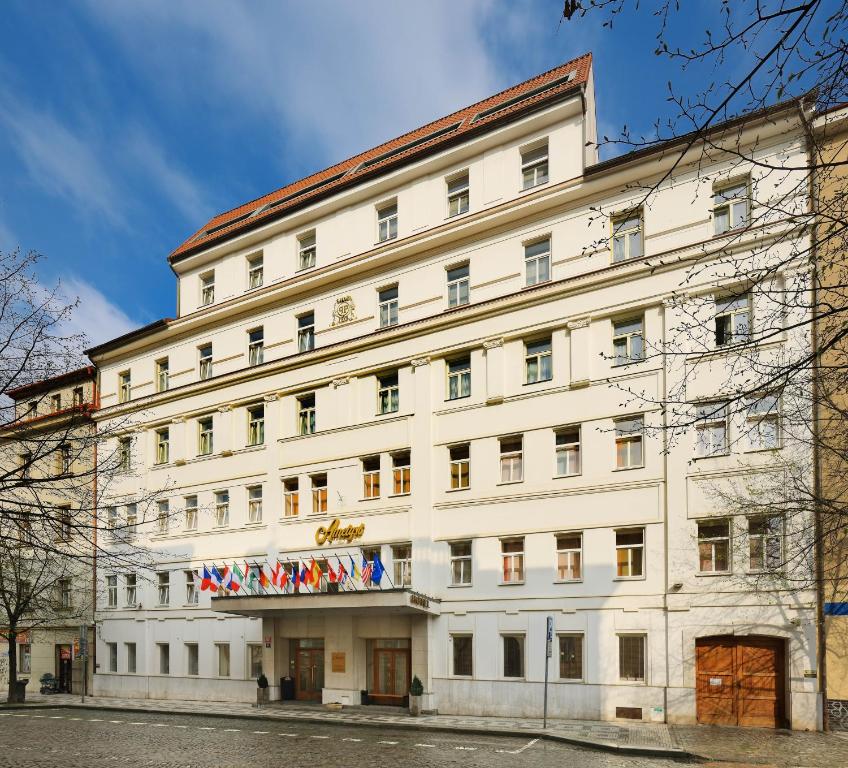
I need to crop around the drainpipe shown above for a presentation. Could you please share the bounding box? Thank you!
[661,301,671,724]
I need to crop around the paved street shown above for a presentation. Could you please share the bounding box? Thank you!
[0,708,696,768]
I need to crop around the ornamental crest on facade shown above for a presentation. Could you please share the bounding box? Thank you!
[331,295,357,326]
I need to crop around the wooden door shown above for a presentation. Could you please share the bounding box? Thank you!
[370,648,411,705]
[696,636,785,728]
[295,647,324,701]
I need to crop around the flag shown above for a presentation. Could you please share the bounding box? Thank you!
[337,560,347,584]
[292,564,300,588]
[371,554,385,585]
[349,555,360,582]
[300,563,309,586]
[310,558,322,586]
[258,565,269,589]
[230,563,244,592]
[279,566,289,589]
[327,561,337,583]
[270,561,282,587]
[361,556,372,584]
[245,563,257,591]
[210,565,225,589]
[200,566,213,591]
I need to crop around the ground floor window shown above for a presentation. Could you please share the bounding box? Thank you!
[502,634,525,678]
[619,635,646,682]
[18,643,31,675]
[558,634,583,680]
[248,644,263,679]
[451,635,472,677]
[158,643,169,675]
[186,643,198,676]
[107,642,118,672]
[216,643,230,677]
[126,642,136,674]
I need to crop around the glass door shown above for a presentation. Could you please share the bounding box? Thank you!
[294,639,324,701]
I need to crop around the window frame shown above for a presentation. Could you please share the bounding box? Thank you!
[449,540,472,586]
[524,337,553,384]
[297,312,315,353]
[446,171,470,217]
[745,393,781,451]
[392,543,412,587]
[446,356,471,400]
[184,495,198,531]
[391,450,411,496]
[713,178,750,235]
[555,532,583,582]
[451,633,473,677]
[524,238,551,287]
[297,393,316,435]
[155,358,169,392]
[311,474,328,514]
[502,633,526,679]
[500,537,525,584]
[186,642,199,676]
[614,415,644,470]
[612,317,644,366]
[377,372,399,415]
[558,633,584,681]
[446,263,470,308]
[185,569,198,605]
[618,634,647,683]
[378,285,399,328]
[695,402,729,458]
[714,292,751,347]
[611,210,644,263]
[283,478,300,517]
[748,515,784,573]
[247,403,265,446]
[198,343,213,380]
[520,142,549,190]
[248,327,264,367]
[125,573,137,607]
[197,416,214,456]
[297,232,317,271]
[158,643,170,675]
[247,252,264,289]
[199,271,215,306]
[213,490,230,528]
[697,519,732,574]
[499,436,523,484]
[157,571,170,606]
[106,574,118,608]
[377,200,398,242]
[449,443,470,490]
[555,427,581,477]
[155,427,170,465]
[615,527,645,579]
[247,485,263,524]
[362,455,381,500]
[118,370,131,403]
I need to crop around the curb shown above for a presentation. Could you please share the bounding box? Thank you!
[0,701,694,760]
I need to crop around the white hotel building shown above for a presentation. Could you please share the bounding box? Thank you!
[88,54,821,729]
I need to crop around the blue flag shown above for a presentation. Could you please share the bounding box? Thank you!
[372,554,385,585]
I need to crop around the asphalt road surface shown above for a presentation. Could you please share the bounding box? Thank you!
[0,708,697,767]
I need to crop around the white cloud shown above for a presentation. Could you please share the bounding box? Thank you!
[58,275,140,349]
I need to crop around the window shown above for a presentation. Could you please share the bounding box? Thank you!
[186,643,198,676]
[125,574,137,607]
[378,286,399,328]
[615,416,644,469]
[392,451,411,495]
[521,143,548,189]
[311,474,327,514]
[106,575,118,608]
[452,635,473,676]
[698,520,730,573]
[613,318,644,365]
[362,456,380,499]
[118,371,131,403]
[157,572,170,605]
[559,635,583,680]
[619,635,646,681]
[499,436,523,483]
[248,253,264,288]
[297,312,315,352]
[449,444,470,489]
[216,643,231,677]
[377,372,399,414]
[156,501,168,534]
[198,416,213,456]
[525,338,552,383]
[248,644,263,679]
[746,393,780,450]
[695,402,728,457]
[447,357,471,400]
[447,264,470,308]
[298,393,316,435]
[58,578,72,609]
[715,293,751,347]
[18,452,31,480]
[18,644,31,675]
[200,271,215,306]
[556,533,582,581]
[247,404,265,446]
[57,506,72,541]
[185,570,198,604]
[714,180,749,235]
[298,232,316,270]
[125,504,138,539]
[51,393,62,412]
[248,486,263,523]
[248,328,264,366]
[450,541,472,585]
[616,528,645,578]
[503,635,525,677]
[158,643,170,675]
[214,491,229,527]
[27,399,38,417]
[107,642,118,673]
[749,516,783,571]
[106,507,118,537]
[184,495,198,531]
[501,538,524,583]
[555,428,581,476]
[612,211,643,263]
[57,443,72,474]
[126,643,136,674]
[283,479,299,517]
[377,201,398,242]
[524,238,551,286]
[447,172,469,216]
[392,544,412,587]
[199,344,213,379]
[73,386,84,407]
[156,427,170,464]
[156,359,169,392]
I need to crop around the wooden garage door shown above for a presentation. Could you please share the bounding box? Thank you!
[696,636,785,728]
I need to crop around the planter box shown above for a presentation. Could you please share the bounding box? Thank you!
[409,694,422,716]
[257,687,269,706]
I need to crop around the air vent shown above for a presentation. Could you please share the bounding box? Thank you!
[615,706,642,720]
[360,122,463,170]
[471,70,577,124]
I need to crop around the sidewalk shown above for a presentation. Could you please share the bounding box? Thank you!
[1,692,683,757]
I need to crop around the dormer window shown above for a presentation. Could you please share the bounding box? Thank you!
[298,232,316,271]
[521,142,548,189]
[377,201,398,242]
[247,253,264,289]
[200,272,215,306]
[714,179,749,235]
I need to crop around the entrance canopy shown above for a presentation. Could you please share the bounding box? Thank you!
[211,587,440,618]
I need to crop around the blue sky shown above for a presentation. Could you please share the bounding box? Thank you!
[0,0,794,347]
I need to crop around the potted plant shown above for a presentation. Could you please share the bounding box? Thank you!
[256,673,269,706]
[409,675,424,716]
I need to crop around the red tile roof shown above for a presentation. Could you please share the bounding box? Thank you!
[169,53,592,264]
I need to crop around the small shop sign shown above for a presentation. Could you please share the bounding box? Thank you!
[315,518,365,546]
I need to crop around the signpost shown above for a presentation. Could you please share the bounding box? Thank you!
[79,625,88,703]
[543,616,553,728]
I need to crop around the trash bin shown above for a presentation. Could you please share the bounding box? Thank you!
[280,676,295,701]
[13,679,27,702]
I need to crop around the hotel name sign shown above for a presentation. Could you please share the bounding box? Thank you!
[315,518,366,546]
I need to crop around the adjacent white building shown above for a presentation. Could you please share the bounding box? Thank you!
[88,53,820,729]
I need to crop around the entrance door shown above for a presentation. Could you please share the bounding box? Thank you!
[371,647,411,705]
[294,640,324,701]
[696,636,785,727]
[56,645,73,694]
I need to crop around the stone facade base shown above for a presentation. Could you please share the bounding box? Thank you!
[827,699,848,731]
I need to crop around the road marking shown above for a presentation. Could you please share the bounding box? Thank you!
[252,731,270,734]
[455,746,477,750]
[87,718,103,722]
[68,717,82,721]
[223,728,241,732]
[198,727,216,730]
[31,715,46,718]
[309,735,329,739]
[342,737,361,742]
[49,716,65,719]
[173,725,188,729]
[496,738,539,754]
[415,743,435,748]
[108,720,123,723]
[129,722,147,726]
[378,740,398,745]
[278,733,298,737]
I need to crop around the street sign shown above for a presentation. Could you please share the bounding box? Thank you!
[543,615,554,728]
[545,615,553,658]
